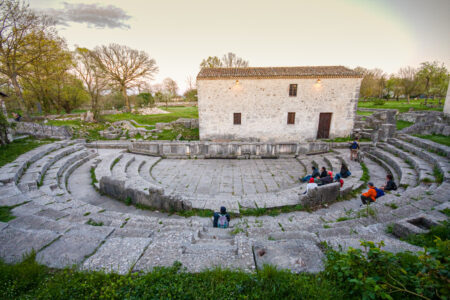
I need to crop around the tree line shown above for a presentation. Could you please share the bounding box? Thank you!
[356,62,449,104]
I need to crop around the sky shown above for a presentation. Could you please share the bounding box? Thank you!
[30,0,450,93]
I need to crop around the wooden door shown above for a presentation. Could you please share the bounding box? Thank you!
[317,113,332,139]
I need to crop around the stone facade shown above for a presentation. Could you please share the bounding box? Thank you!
[13,122,72,139]
[197,74,362,142]
[444,87,450,116]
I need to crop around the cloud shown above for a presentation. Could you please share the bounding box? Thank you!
[43,2,131,29]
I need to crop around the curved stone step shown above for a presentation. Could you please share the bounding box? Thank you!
[17,143,80,191]
[389,138,450,183]
[398,134,450,158]
[0,141,68,184]
[368,147,417,187]
[94,152,124,189]
[379,143,435,183]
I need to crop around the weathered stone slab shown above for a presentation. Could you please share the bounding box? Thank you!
[0,227,60,263]
[253,239,325,273]
[36,225,114,268]
[0,222,8,231]
[0,193,30,207]
[8,215,72,234]
[324,235,421,253]
[111,227,154,238]
[11,202,46,217]
[82,237,151,274]
[35,208,69,220]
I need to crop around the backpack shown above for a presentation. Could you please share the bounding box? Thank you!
[391,182,398,191]
[217,214,229,228]
[350,141,359,149]
[375,188,385,198]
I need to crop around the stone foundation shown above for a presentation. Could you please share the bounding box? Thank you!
[13,122,72,139]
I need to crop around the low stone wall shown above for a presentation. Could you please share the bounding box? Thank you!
[99,175,191,211]
[300,182,341,208]
[13,122,72,139]
[354,108,397,142]
[155,102,197,107]
[129,141,329,158]
[398,111,450,136]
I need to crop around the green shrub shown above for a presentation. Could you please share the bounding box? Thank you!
[373,98,385,106]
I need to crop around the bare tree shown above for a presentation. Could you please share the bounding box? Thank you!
[73,47,108,119]
[185,75,196,90]
[0,0,56,115]
[163,77,178,96]
[92,43,158,112]
[221,52,249,68]
[398,67,419,104]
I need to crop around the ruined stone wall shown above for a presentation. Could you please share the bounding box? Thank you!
[444,87,450,116]
[197,78,362,142]
[129,141,329,158]
[13,122,72,139]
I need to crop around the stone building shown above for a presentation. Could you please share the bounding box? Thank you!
[197,66,362,142]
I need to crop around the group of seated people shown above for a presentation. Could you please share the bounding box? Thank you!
[301,164,351,193]
[360,174,397,206]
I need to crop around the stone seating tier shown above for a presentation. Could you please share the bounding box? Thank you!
[0,135,448,274]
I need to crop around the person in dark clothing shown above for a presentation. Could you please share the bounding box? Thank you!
[319,171,333,186]
[319,167,327,178]
[301,166,320,182]
[213,206,231,228]
[339,164,351,178]
[381,174,397,191]
[12,112,21,122]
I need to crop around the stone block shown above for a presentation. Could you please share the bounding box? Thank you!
[82,237,152,274]
[253,239,325,273]
[36,225,114,268]
[0,227,60,263]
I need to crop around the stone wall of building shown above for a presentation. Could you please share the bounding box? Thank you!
[444,87,450,116]
[197,78,362,142]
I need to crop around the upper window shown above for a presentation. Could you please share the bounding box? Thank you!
[289,84,297,97]
[287,112,296,124]
[233,113,241,125]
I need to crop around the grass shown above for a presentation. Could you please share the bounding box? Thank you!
[0,206,16,222]
[110,157,121,171]
[0,138,51,168]
[360,162,370,183]
[86,219,103,226]
[102,106,198,126]
[396,120,414,130]
[356,110,374,116]
[432,166,444,184]
[358,98,444,113]
[90,167,98,188]
[414,134,450,147]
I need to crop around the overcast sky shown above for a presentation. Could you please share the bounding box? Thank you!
[31,0,450,92]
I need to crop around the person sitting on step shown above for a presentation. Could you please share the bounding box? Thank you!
[304,177,318,194]
[339,163,351,178]
[301,166,320,182]
[380,174,397,191]
[319,171,333,186]
[319,166,327,178]
[335,173,344,188]
[213,206,230,228]
[360,182,377,206]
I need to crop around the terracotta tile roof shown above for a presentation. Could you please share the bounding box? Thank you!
[197,66,362,79]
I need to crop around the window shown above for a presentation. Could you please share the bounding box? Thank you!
[233,113,241,125]
[289,84,297,97]
[287,112,295,124]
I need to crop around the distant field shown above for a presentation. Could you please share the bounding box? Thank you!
[358,98,444,113]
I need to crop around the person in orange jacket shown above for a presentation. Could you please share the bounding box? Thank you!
[360,182,377,206]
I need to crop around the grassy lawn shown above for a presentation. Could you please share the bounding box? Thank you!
[414,134,450,147]
[396,120,414,130]
[102,106,198,125]
[358,98,444,113]
[356,110,374,116]
[0,138,51,168]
